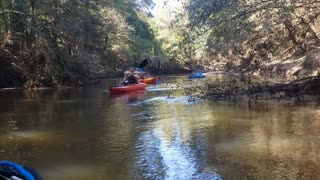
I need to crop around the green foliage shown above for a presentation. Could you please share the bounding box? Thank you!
[180,0,320,71]
[0,0,162,87]
[186,0,235,26]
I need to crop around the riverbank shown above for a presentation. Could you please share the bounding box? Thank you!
[190,71,320,103]
[184,46,320,102]
[199,74,320,102]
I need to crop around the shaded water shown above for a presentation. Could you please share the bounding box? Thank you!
[0,75,320,179]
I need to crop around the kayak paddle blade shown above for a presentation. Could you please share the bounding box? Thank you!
[138,59,148,68]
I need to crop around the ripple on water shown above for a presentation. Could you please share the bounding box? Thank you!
[135,128,222,180]
[135,130,166,179]
[130,96,202,107]
[146,86,180,92]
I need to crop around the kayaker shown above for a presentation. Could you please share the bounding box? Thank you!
[122,68,139,86]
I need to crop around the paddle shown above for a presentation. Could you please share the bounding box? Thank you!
[138,59,148,69]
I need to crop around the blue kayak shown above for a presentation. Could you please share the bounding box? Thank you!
[188,72,206,78]
[0,161,43,180]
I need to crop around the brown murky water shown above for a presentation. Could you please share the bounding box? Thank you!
[0,75,320,180]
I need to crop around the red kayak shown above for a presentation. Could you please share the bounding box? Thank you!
[139,77,158,84]
[109,83,147,93]
[111,91,146,99]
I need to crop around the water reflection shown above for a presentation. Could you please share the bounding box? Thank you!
[110,91,147,104]
[0,76,320,179]
[134,98,222,179]
[205,102,320,179]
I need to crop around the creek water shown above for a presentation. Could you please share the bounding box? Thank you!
[0,75,320,180]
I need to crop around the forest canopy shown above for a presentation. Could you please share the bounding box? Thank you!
[0,0,320,88]
[0,0,161,87]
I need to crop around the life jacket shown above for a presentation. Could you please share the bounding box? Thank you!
[127,74,138,84]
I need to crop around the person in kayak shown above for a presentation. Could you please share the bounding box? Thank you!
[122,68,139,86]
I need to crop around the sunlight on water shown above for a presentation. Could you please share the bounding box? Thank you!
[134,96,222,179]
[7,131,52,139]
[146,86,180,91]
[143,96,201,104]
